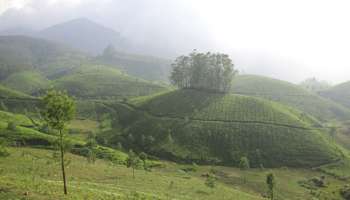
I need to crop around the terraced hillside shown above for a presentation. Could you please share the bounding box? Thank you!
[113,89,340,167]
[231,75,350,121]
[0,84,32,99]
[2,71,50,95]
[320,81,350,109]
[0,36,171,98]
[53,65,170,99]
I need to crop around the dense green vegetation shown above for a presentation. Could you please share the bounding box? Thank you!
[231,75,350,121]
[320,81,350,109]
[108,89,342,167]
[170,51,236,92]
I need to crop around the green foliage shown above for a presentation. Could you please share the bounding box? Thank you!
[2,71,50,95]
[170,50,237,93]
[126,150,141,178]
[0,84,32,99]
[298,176,327,190]
[6,122,17,131]
[0,111,33,126]
[266,173,276,200]
[42,90,76,131]
[139,152,147,162]
[231,75,350,121]
[239,157,250,170]
[86,133,97,164]
[340,185,350,200]
[0,140,10,157]
[42,89,76,195]
[0,101,7,111]
[205,173,217,189]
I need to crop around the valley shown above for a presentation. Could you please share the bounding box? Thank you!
[0,17,350,200]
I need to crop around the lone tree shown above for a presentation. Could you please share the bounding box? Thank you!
[239,156,250,170]
[86,133,97,164]
[170,50,237,93]
[42,90,75,195]
[266,173,276,200]
[205,172,217,189]
[126,150,141,179]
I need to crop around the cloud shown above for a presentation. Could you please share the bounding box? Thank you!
[0,0,349,84]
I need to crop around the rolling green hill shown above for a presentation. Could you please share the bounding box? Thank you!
[0,84,32,99]
[53,65,170,99]
[0,35,87,80]
[2,71,50,95]
[320,81,350,109]
[231,75,350,121]
[112,89,341,167]
[0,36,170,98]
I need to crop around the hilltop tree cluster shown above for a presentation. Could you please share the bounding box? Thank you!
[170,51,237,93]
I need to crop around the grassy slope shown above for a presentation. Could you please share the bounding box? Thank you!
[120,89,340,167]
[0,84,33,99]
[0,147,264,200]
[0,147,347,200]
[0,110,33,126]
[231,75,350,121]
[2,71,50,94]
[54,65,170,99]
[320,81,350,109]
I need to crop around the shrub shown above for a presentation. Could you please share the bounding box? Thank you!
[0,140,10,157]
[205,173,217,189]
[182,163,198,173]
[239,156,250,170]
[7,122,17,131]
[0,101,7,111]
[340,185,350,200]
[0,146,10,157]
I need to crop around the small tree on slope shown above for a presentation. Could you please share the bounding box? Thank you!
[126,150,141,179]
[266,173,276,200]
[42,90,75,195]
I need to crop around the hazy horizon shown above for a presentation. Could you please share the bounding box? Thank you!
[1,0,349,84]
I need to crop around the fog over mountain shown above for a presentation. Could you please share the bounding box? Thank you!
[1,0,349,84]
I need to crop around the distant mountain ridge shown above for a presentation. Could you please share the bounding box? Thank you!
[320,81,350,109]
[37,18,130,55]
[0,18,131,56]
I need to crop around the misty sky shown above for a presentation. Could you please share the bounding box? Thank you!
[1,0,349,84]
